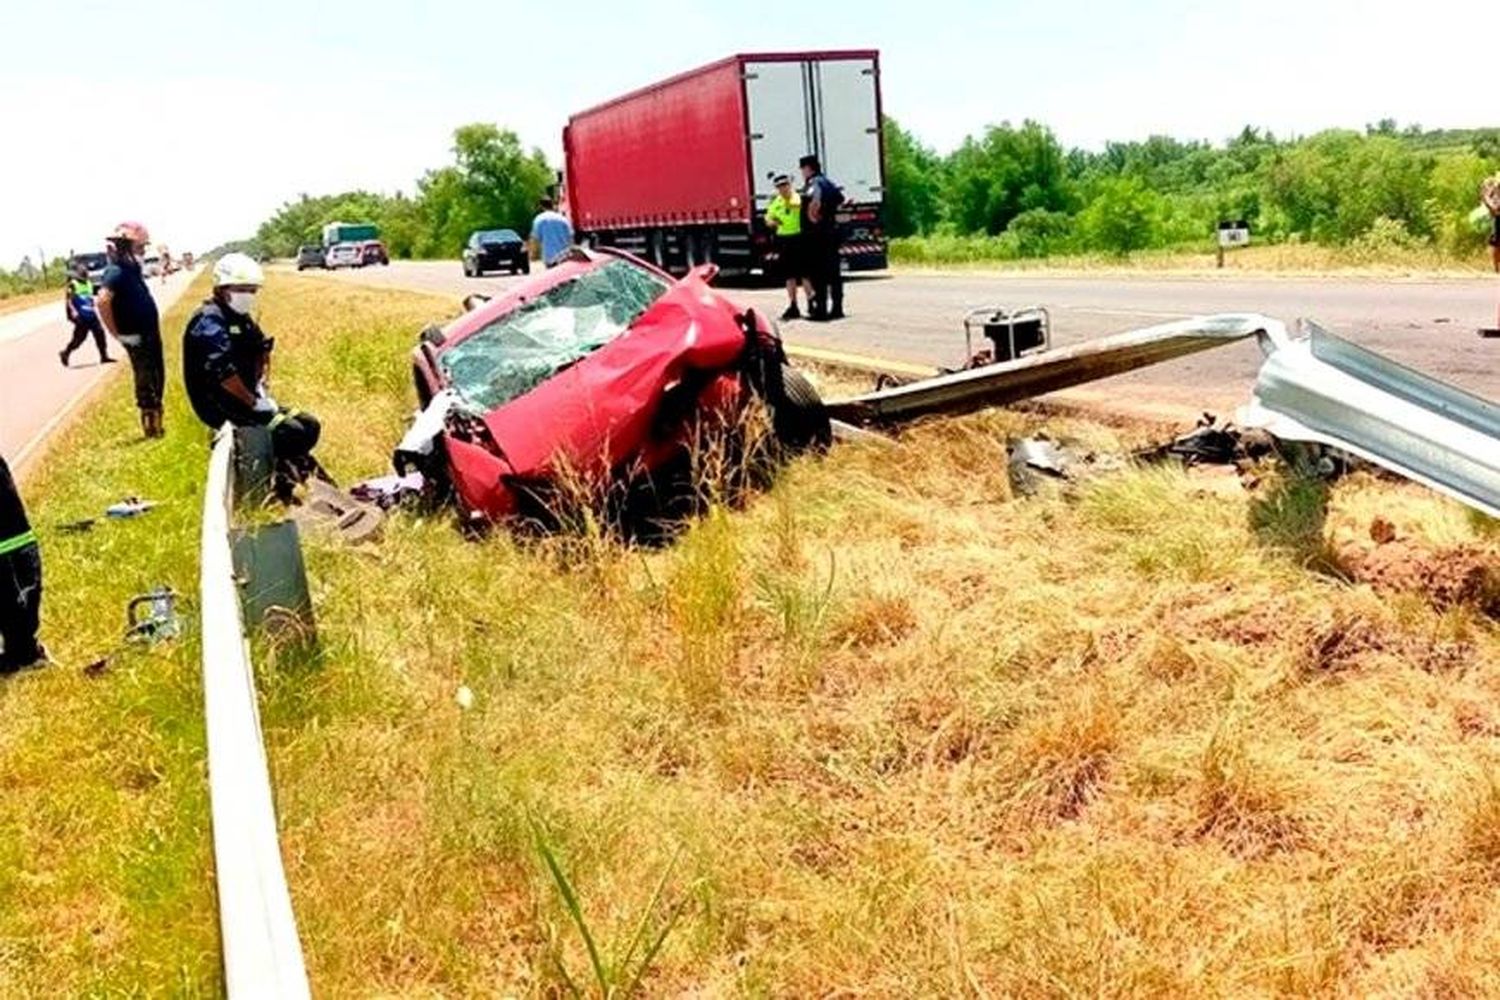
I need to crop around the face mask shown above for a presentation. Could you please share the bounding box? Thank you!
[225,290,258,316]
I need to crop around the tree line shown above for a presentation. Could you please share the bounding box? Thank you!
[883,118,1500,258]
[253,123,553,260]
[247,118,1500,263]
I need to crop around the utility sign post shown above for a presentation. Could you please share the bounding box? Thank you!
[1216,220,1250,268]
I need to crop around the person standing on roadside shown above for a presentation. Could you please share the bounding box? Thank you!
[529,198,575,268]
[0,454,45,675]
[799,155,846,321]
[765,174,813,320]
[1483,176,1500,274]
[60,261,115,367]
[96,221,165,438]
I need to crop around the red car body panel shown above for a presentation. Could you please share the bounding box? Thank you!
[421,255,767,523]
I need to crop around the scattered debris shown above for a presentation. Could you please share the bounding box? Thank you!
[1008,438,1071,496]
[455,685,474,710]
[291,481,384,545]
[56,496,161,533]
[107,497,159,519]
[350,471,426,509]
[1135,413,1277,467]
[1005,437,1125,497]
[126,587,182,645]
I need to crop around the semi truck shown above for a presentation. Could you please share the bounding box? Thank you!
[321,221,379,248]
[563,50,887,276]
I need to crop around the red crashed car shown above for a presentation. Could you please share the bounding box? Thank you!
[408,249,829,526]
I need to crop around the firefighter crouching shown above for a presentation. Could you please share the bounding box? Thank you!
[0,455,45,675]
[183,253,323,495]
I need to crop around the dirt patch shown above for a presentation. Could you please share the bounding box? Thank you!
[1339,538,1500,617]
[1213,605,1475,674]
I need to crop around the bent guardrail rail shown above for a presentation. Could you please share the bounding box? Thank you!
[201,426,311,998]
[1242,321,1500,518]
[827,313,1280,425]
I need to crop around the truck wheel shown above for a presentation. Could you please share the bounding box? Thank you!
[770,365,832,452]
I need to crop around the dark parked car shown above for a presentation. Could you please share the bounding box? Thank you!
[361,240,390,266]
[70,252,110,283]
[295,244,326,270]
[409,249,828,527]
[462,229,529,277]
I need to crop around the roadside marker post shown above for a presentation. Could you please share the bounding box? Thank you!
[1216,220,1250,269]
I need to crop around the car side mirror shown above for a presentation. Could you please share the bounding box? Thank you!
[461,294,490,313]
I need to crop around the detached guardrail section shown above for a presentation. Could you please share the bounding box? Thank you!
[201,425,311,997]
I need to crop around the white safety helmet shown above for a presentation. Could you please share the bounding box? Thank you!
[213,252,264,288]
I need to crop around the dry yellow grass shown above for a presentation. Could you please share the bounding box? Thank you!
[0,288,56,317]
[2,273,1497,996]
[893,240,1498,279]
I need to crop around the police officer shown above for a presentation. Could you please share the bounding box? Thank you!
[765,174,812,320]
[183,254,323,490]
[60,261,115,367]
[0,454,45,674]
[799,154,846,321]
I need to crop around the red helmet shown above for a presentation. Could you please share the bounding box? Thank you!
[109,220,150,244]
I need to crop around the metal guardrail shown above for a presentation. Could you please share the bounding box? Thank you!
[1243,321,1500,518]
[200,426,311,997]
[827,313,1280,424]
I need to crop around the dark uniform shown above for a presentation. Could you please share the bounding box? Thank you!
[62,274,111,365]
[802,171,845,319]
[0,456,43,673]
[182,301,321,465]
[101,255,164,412]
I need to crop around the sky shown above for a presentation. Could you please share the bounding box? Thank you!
[0,0,1492,265]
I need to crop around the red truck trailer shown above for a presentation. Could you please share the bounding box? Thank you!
[563,50,887,276]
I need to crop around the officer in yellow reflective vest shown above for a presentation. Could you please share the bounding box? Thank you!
[765,174,813,320]
[0,455,45,674]
[61,262,115,367]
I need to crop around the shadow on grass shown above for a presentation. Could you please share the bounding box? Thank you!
[1247,453,1346,578]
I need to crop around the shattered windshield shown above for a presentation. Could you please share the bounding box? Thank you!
[440,259,673,411]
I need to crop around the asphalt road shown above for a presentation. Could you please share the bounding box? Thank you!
[0,270,196,471]
[314,260,1499,422]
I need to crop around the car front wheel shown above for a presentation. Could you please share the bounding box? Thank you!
[769,364,832,452]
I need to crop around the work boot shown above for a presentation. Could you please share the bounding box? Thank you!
[828,308,846,321]
[0,643,48,676]
[151,409,166,438]
[780,304,800,321]
[58,349,70,368]
[101,354,117,364]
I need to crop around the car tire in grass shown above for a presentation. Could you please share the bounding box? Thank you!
[770,364,832,452]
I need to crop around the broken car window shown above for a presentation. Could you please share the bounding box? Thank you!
[440,259,673,411]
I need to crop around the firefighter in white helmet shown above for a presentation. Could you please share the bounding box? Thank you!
[183,253,323,494]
